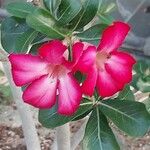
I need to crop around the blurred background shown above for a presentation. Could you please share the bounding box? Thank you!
[0,0,150,150]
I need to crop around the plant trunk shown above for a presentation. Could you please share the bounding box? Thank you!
[56,123,70,150]
[2,61,41,150]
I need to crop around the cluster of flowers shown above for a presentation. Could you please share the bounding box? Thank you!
[9,21,136,116]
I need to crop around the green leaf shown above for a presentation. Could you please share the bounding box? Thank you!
[26,8,66,39]
[117,85,135,101]
[57,0,81,25]
[43,0,61,17]
[99,99,150,137]
[134,60,149,75]
[136,76,150,93]
[83,107,120,150]
[69,0,101,30]
[15,29,38,53]
[38,98,93,128]
[6,2,36,18]
[143,97,150,113]
[1,17,30,53]
[76,24,108,45]
[98,0,116,14]
[98,14,114,25]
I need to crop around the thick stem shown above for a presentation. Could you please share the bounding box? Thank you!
[71,118,89,150]
[2,61,41,150]
[56,123,71,150]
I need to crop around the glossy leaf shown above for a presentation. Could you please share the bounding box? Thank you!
[99,99,150,137]
[26,8,66,39]
[117,85,135,101]
[43,0,61,17]
[6,2,36,18]
[57,0,81,25]
[1,17,30,53]
[76,24,108,45]
[83,107,120,150]
[15,29,38,53]
[69,0,101,30]
[38,98,93,128]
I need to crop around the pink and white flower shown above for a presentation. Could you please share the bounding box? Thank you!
[9,40,82,115]
[74,21,136,97]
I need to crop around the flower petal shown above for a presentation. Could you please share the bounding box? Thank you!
[96,70,123,97]
[9,54,48,86]
[23,75,57,109]
[72,42,84,65]
[38,40,67,64]
[82,67,97,96]
[58,73,82,116]
[97,21,130,53]
[105,53,135,84]
[110,51,136,66]
[75,45,97,73]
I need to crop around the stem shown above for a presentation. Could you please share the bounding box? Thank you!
[2,60,41,150]
[71,117,89,150]
[56,123,71,150]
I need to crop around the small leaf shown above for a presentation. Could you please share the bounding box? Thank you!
[76,24,107,45]
[134,60,149,75]
[6,2,36,18]
[1,17,30,53]
[99,99,150,137]
[117,85,135,101]
[15,29,38,53]
[83,107,120,150]
[69,0,101,30]
[136,76,150,93]
[26,8,67,39]
[57,0,81,25]
[38,98,93,128]
[43,0,61,17]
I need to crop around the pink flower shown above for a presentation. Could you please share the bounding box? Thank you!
[9,40,82,115]
[74,21,136,97]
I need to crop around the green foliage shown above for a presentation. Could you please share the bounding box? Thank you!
[97,0,115,24]
[26,8,67,39]
[6,2,36,18]
[38,98,93,128]
[1,17,31,53]
[99,99,150,137]
[43,0,61,17]
[1,1,150,149]
[76,23,108,45]
[117,85,135,101]
[56,0,82,25]
[69,0,101,30]
[83,108,120,150]
[132,61,150,92]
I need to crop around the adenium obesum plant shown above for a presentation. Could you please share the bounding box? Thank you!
[9,21,136,116]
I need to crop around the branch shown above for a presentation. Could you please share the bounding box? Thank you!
[71,117,89,150]
[56,123,71,150]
